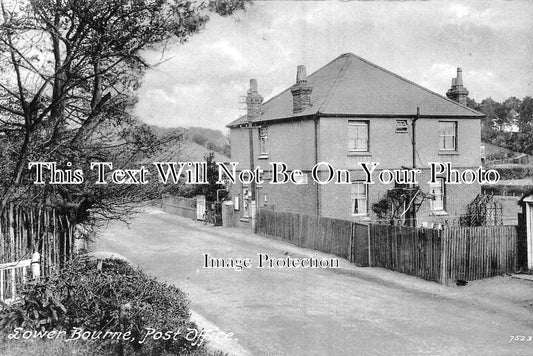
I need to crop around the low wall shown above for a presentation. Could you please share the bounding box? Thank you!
[161,195,197,220]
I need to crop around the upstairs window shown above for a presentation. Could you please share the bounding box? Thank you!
[348,121,369,152]
[439,121,457,151]
[259,126,268,156]
[396,120,408,133]
[351,182,368,215]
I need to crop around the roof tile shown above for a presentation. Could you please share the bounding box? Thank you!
[227,53,483,127]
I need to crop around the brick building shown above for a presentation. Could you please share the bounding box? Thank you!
[226,53,484,227]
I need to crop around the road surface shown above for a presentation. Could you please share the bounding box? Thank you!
[96,208,533,356]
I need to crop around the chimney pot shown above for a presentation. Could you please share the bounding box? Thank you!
[455,67,463,86]
[246,78,263,121]
[296,65,307,84]
[291,65,313,113]
[248,79,258,94]
[446,67,469,105]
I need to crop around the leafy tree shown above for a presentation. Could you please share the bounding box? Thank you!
[0,0,248,221]
[181,152,227,202]
[518,96,533,128]
[475,96,533,155]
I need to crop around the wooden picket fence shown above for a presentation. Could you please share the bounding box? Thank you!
[0,203,74,278]
[256,209,518,284]
[369,225,443,282]
[362,224,517,284]
[442,226,517,282]
[256,209,354,260]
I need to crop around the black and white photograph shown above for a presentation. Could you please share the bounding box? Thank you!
[0,0,533,355]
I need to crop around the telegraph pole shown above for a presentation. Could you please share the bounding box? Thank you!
[246,79,263,199]
[412,107,419,169]
[245,79,263,230]
[408,107,420,227]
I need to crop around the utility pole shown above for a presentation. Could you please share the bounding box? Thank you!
[408,107,420,227]
[247,115,255,201]
[245,79,263,230]
[412,107,419,170]
[246,79,263,199]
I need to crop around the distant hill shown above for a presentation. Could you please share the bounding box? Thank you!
[149,126,230,157]
[145,140,230,163]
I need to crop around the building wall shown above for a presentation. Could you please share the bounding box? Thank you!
[318,116,481,169]
[318,116,481,224]
[229,118,317,171]
[229,115,482,225]
[228,119,318,222]
[319,169,480,225]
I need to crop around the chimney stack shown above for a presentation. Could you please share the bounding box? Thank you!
[446,67,469,105]
[290,65,313,113]
[246,79,263,121]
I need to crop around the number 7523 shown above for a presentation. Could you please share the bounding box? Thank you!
[509,335,533,342]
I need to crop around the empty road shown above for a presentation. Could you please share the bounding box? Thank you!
[97,208,533,356]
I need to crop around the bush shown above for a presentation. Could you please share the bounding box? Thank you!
[0,258,208,355]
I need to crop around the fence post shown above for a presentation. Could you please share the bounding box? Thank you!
[9,203,15,261]
[440,229,447,285]
[367,224,372,267]
[0,270,3,301]
[348,223,353,263]
[31,251,41,280]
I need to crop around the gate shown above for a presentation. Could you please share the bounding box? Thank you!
[0,253,40,305]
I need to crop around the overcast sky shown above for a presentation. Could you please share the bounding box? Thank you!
[135,0,533,132]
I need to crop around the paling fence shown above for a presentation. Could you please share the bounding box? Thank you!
[256,209,518,284]
[0,203,74,303]
[369,225,442,282]
[255,209,354,261]
[441,226,517,282]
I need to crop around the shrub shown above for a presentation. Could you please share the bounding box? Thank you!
[0,258,207,355]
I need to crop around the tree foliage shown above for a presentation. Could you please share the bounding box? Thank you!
[0,0,248,222]
[468,96,533,154]
[0,258,206,355]
[180,151,227,202]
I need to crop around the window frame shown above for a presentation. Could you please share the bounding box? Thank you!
[242,186,249,217]
[429,179,445,212]
[348,120,369,152]
[395,119,409,133]
[351,181,368,216]
[439,121,457,151]
[259,126,268,157]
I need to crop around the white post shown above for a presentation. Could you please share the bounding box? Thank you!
[251,200,257,232]
[11,268,16,301]
[527,203,533,270]
[0,270,4,301]
[31,252,41,280]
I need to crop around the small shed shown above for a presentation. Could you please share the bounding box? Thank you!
[519,190,533,270]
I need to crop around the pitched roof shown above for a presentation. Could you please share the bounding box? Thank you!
[227,53,483,127]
